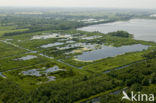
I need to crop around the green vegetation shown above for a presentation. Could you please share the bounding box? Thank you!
[107,30,133,38]
[0,42,26,58]
[0,8,156,103]
[0,53,49,71]
[0,26,28,36]
[77,51,156,103]
[83,51,146,73]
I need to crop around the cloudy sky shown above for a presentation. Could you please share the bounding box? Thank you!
[0,0,156,9]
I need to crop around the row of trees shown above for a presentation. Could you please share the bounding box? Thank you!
[28,50,156,103]
[107,30,133,38]
[1,51,155,103]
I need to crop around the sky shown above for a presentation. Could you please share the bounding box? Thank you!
[0,0,156,9]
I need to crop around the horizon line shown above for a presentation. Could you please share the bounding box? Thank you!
[0,6,156,10]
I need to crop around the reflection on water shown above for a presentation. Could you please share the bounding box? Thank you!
[78,19,156,42]
[44,66,64,75]
[0,72,6,78]
[57,43,85,50]
[78,18,105,23]
[22,69,41,76]
[76,44,148,61]
[66,40,75,43]
[41,42,63,48]
[150,14,156,17]
[15,55,37,61]
[60,43,99,54]
[47,76,56,81]
[31,33,59,40]
[82,35,102,40]
[21,69,57,81]
[31,33,72,40]
[21,66,64,77]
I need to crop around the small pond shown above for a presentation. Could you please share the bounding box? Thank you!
[21,66,64,77]
[44,66,64,75]
[31,33,59,40]
[47,76,56,81]
[15,55,37,61]
[41,42,63,48]
[31,33,72,40]
[22,69,41,76]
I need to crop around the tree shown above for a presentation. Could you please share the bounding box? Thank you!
[142,77,149,86]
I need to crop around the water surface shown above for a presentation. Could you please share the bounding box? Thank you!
[76,44,148,61]
[78,19,156,42]
[22,69,41,76]
[15,55,37,61]
[41,42,63,48]
[44,66,63,75]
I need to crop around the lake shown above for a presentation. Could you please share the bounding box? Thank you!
[41,42,63,48]
[76,44,148,61]
[78,19,156,42]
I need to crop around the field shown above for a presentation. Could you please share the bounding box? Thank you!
[0,8,156,103]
